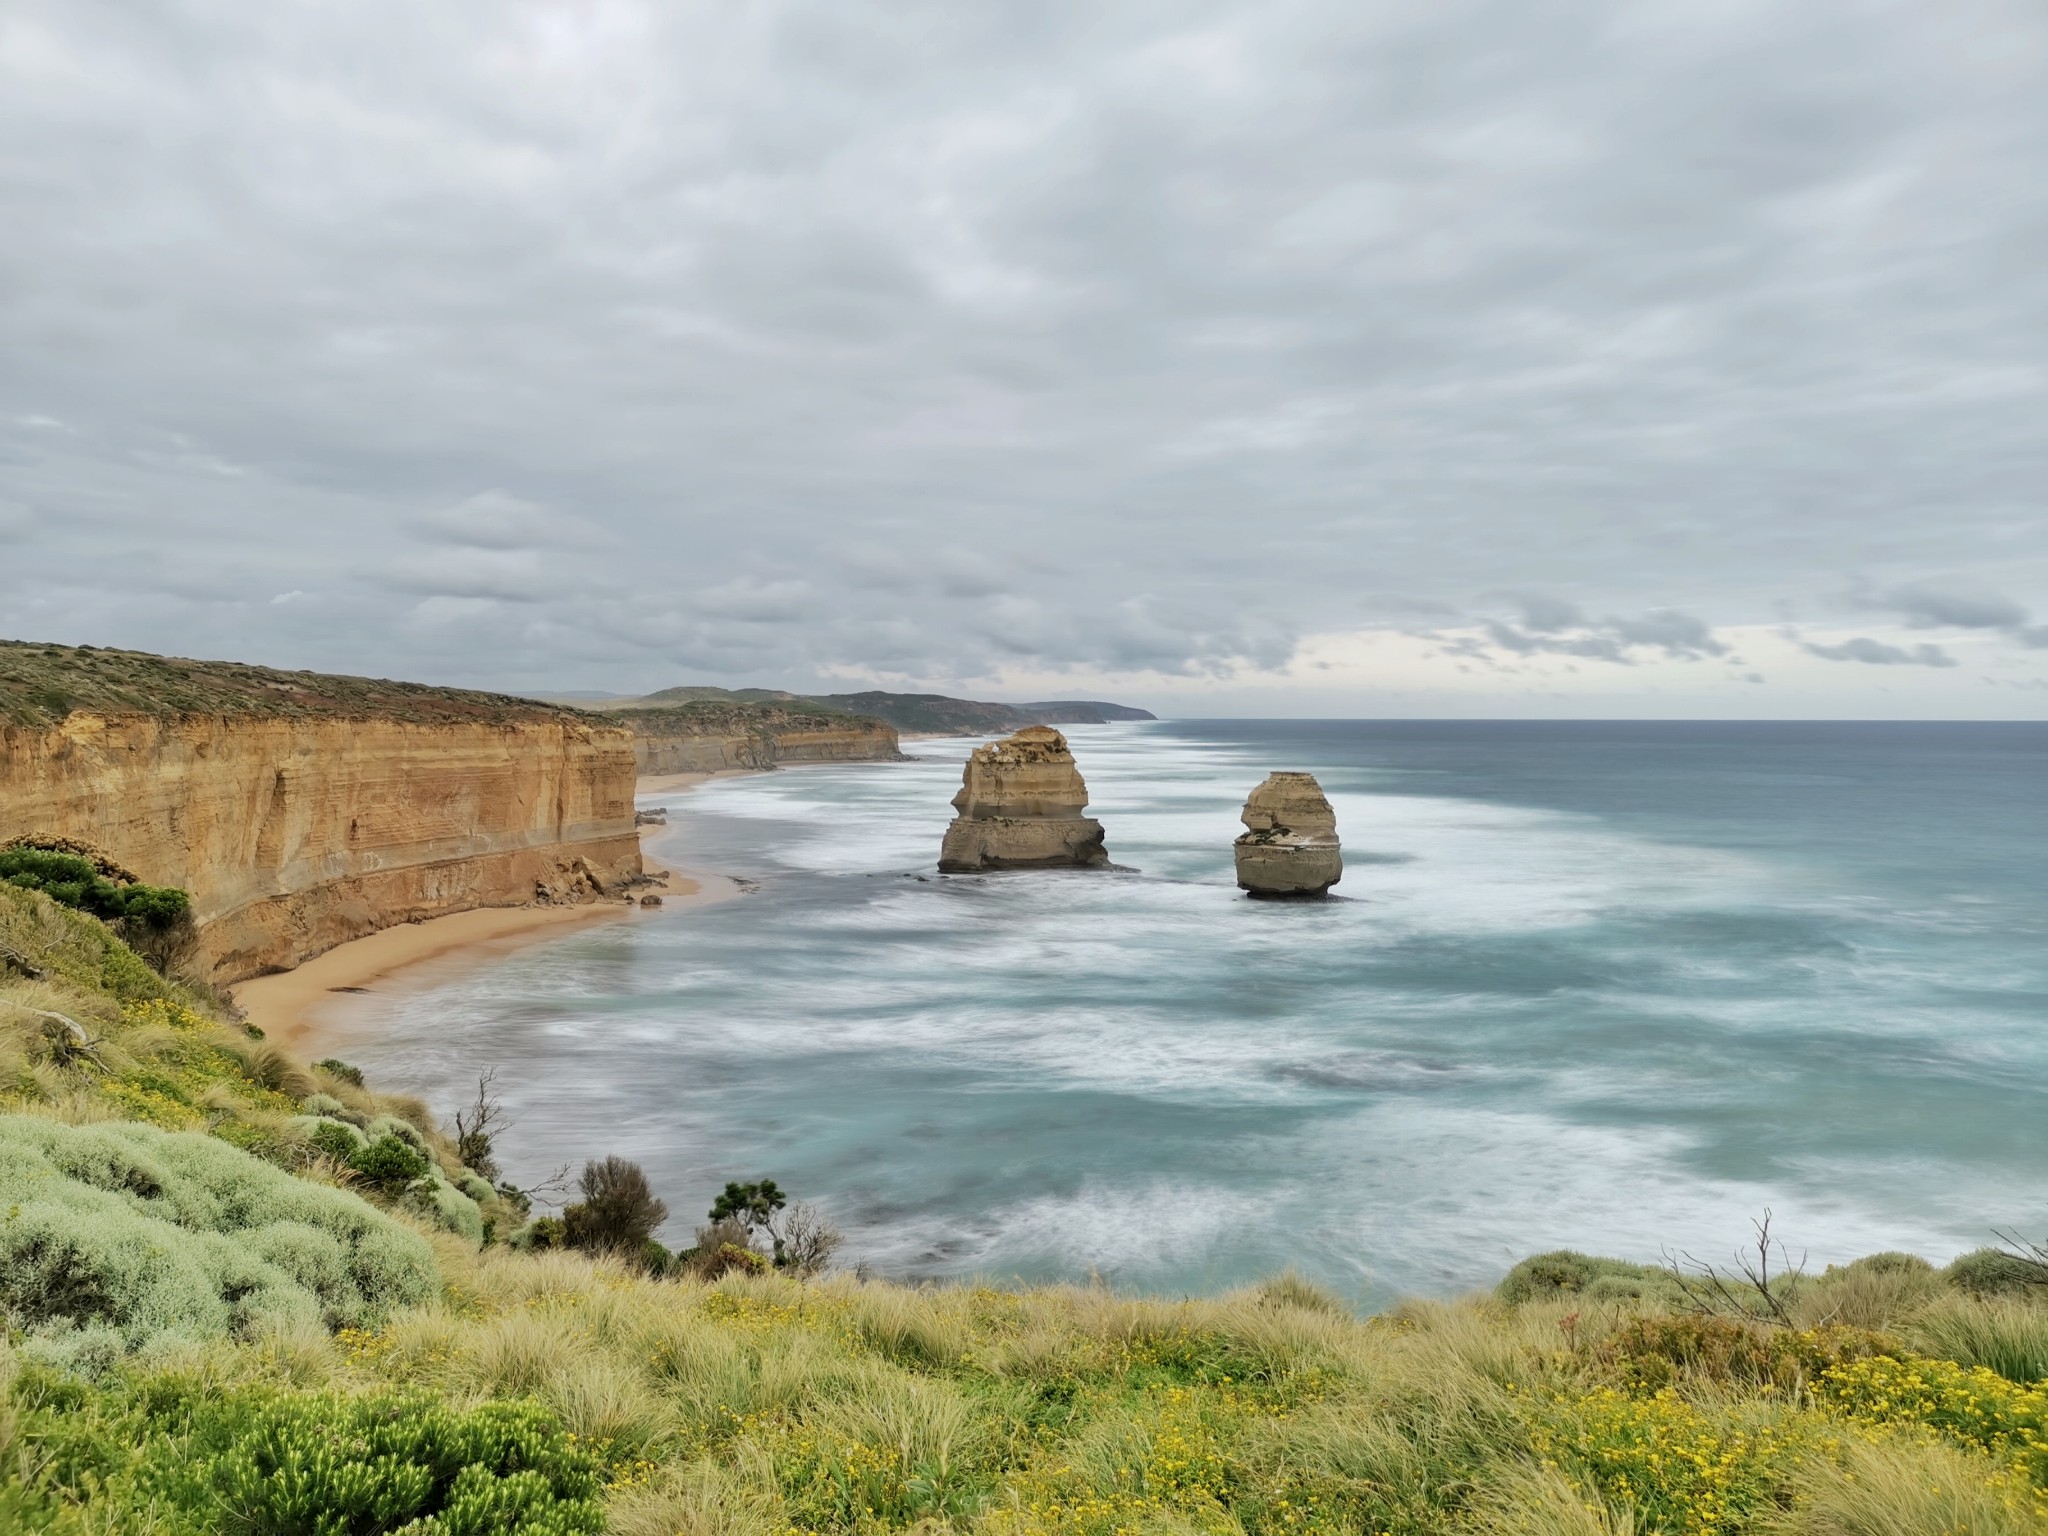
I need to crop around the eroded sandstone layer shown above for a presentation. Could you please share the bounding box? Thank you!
[937,726,1108,872]
[1234,772,1342,898]
[628,703,901,775]
[0,642,640,982]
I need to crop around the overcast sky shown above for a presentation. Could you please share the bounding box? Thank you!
[3,1,2044,716]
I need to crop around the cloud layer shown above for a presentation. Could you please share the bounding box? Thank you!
[1,0,2044,711]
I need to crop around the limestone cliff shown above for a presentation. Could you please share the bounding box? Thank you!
[0,641,641,983]
[938,726,1108,872]
[1234,772,1342,898]
[626,703,902,776]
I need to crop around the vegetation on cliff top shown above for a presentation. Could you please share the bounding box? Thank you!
[0,638,603,728]
[589,684,1155,735]
[1,843,190,931]
[621,698,894,740]
[6,849,2048,1533]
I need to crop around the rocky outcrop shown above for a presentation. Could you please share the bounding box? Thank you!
[1234,772,1342,898]
[627,705,902,776]
[0,644,642,983]
[937,726,1108,872]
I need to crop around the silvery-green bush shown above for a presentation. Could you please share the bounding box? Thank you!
[0,1114,437,1363]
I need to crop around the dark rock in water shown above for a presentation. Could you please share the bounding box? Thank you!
[1234,772,1342,898]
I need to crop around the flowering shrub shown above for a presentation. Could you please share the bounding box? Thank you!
[1528,1385,1799,1535]
[1821,1354,2048,1488]
[1603,1315,1892,1394]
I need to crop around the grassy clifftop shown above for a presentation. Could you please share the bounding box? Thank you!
[6,875,2048,1533]
[0,638,597,728]
[623,699,886,736]
[581,684,1156,736]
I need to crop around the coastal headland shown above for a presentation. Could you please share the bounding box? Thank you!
[0,640,646,984]
[0,642,924,990]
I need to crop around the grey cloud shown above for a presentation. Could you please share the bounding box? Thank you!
[384,548,552,603]
[1864,581,2029,631]
[1802,637,1958,667]
[1511,595,1586,634]
[1468,603,1727,665]
[0,0,2044,698]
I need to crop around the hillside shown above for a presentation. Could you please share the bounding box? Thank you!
[575,684,1158,735]
[6,877,2048,1532]
[0,637,588,728]
[625,699,904,774]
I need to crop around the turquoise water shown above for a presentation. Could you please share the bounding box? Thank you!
[340,721,2048,1303]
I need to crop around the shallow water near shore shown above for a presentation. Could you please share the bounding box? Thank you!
[330,721,2048,1304]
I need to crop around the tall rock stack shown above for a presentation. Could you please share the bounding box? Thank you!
[937,726,1109,872]
[1234,772,1342,898]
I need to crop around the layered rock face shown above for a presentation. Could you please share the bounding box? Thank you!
[937,726,1108,872]
[0,713,641,983]
[628,706,902,776]
[1234,772,1342,898]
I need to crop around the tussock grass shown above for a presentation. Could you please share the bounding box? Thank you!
[1909,1295,2048,1385]
[19,1240,2014,1536]
[8,871,2048,1533]
[11,1232,2048,1532]
[1761,1433,2042,1535]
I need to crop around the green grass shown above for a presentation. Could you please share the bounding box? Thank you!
[11,1254,2048,1534]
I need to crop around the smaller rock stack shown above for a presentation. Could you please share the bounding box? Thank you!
[937,726,1109,872]
[1234,772,1342,898]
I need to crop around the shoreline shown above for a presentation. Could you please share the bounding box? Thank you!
[233,770,755,1049]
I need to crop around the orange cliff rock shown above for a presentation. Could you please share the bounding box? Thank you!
[937,725,1108,872]
[1233,771,1342,898]
[0,642,641,984]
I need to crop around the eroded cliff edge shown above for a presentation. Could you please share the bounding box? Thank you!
[0,641,641,984]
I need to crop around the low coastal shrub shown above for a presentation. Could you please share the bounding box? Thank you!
[315,1056,367,1088]
[1797,1249,1945,1329]
[5,1368,604,1534]
[0,1114,436,1362]
[0,881,179,1005]
[1946,1246,2048,1298]
[349,1130,432,1193]
[1599,1315,1891,1394]
[1496,1248,1679,1305]
[0,845,190,930]
[299,1116,368,1162]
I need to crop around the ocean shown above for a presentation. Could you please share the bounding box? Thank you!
[330,720,2048,1304]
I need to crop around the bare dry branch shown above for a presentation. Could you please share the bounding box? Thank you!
[1663,1210,1806,1328]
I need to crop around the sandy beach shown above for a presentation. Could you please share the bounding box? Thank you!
[233,774,746,1048]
